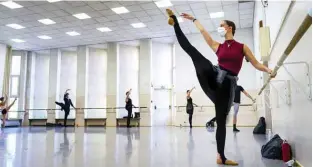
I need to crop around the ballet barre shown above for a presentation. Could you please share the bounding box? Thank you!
[24,106,148,111]
[175,104,253,108]
[258,9,312,95]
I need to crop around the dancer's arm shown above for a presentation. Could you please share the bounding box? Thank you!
[243,45,276,77]
[65,89,70,94]
[125,89,132,102]
[187,86,195,97]
[242,90,255,102]
[2,94,8,105]
[181,13,219,52]
[69,99,75,109]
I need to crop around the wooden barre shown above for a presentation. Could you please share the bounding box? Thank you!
[258,11,312,95]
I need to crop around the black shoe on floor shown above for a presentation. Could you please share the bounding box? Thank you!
[233,128,240,132]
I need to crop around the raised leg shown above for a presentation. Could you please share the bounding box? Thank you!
[166,9,217,103]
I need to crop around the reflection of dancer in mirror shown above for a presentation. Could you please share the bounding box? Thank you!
[0,95,17,127]
[125,128,133,162]
[166,8,275,165]
[186,87,198,128]
[55,89,76,127]
[187,129,195,167]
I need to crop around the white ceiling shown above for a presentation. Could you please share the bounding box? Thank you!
[0,0,255,51]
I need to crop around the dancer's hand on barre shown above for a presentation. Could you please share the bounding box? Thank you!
[180,13,195,20]
[268,69,277,78]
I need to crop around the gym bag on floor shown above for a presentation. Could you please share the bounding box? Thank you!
[253,117,266,134]
[261,134,283,160]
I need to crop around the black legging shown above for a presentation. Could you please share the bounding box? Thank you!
[55,102,70,127]
[126,107,132,127]
[171,15,235,163]
[188,113,193,127]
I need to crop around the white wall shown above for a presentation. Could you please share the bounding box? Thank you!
[0,44,7,95]
[118,44,139,118]
[31,52,49,119]
[254,1,312,166]
[56,51,77,119]
[86,48,107,118]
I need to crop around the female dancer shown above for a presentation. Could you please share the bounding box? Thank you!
[55,89,76,127]
[125,89,136,128]
[186,87,198,128]
[166,9,275,165]
[0,95,17,127]
[207,85,256,132]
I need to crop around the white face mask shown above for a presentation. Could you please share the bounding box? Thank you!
[217,27,226,37]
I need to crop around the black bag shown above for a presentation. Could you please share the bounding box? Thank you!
[261,134,283,160]
[253,117,266,134]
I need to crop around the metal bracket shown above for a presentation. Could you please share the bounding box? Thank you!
[283,62,311,100]
[269,80,291,107]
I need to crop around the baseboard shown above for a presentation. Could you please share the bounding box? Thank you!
[294,160,303,167]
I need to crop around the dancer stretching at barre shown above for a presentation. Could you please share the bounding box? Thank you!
[125,89,136,128]
[55,89,76,127]
[0,95,17,127]
[166,9,275,165]
[207,85,255,132]
[186,86,198,128]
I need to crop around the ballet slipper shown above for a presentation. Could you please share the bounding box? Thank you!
[166,9,175,26]
[217,158,238,166]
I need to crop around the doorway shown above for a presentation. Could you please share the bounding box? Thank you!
[152,88,171,126]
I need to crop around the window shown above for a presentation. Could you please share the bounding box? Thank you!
[8,55,21,119]
[10,76,19,97]
[11,56,21,75]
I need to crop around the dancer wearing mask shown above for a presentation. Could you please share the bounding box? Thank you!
[166,9,275,165]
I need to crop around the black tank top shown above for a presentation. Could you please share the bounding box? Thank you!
[126,98,132,109]
[187,97,193,110]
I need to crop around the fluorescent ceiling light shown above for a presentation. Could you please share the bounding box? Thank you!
[97,27,112,32]
[177,17,184,23]
[6,23,25,29]
[155,0,173,8]
[73,13,91,20]
[1,1,23,9]
[66,31,80,36]
[111,7,129,14]
[38,19,56,25]
[38,35,52,39]
[47,0,62,2]
[131,22,146,28]
[11,39,25,43]
[210,12,224,18]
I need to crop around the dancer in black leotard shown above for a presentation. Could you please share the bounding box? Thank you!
[186,87,198,128]
[125,89,136,128]
[207,85,256,132]
[55,89,76,127]
[166,9,275,165]
[0,95,17,127]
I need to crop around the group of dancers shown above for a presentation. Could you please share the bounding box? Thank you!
[0,8,276,166]
[166,9,276,165]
